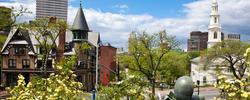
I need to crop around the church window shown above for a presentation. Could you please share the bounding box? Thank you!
[214,17,217,23]
[203,76,207,84]
[214,32,217,39]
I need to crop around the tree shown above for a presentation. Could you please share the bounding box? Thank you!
[119,30,178,98]
[204,40,250,80]
[98,72,147,100]
[20,18,67,77]
[187,51,200,59]
[0,5,31,31]
[159,51,190,83]
[7,56,88,100]
[213,45,250,100]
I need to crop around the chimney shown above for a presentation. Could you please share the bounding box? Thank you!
[49,17,65,63]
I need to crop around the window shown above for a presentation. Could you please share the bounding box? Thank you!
[9,59,16,68]
[78,61,86,69]
[214,32,218,39]
[203,76,207,84]
[22,59,30,68]
[214,17,217,23]
[14,47,25,55]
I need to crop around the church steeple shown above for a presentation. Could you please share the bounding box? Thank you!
[207,0,221,48]
[72,0,89,42]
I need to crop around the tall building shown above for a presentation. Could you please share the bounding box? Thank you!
[187,31,208,52]
[36,0,68,21]
[224,34,240,41]
[207,0,222,48]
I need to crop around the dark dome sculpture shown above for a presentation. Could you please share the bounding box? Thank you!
[174,76,194,100]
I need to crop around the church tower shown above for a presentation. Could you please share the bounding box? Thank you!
[72,1,90,45]
[207,0,222,48]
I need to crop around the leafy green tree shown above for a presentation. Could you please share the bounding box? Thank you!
[21,18,67,77]
[187,51,200,59]
[204,40,250,79]
[0,5,31,31]
[98,72,147,100]
[119,30,178,98]
[7,56,88,100]
[159,51,190,83]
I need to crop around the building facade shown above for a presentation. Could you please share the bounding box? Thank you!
[1,3,100,91]
[190,0,244,86]
[224,34,240,41]
[99,44,117,86]
[187,31,208,52]
[36,0,68,21]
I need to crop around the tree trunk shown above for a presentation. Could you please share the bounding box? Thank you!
[42,52,49,77]
[151,79,155,99]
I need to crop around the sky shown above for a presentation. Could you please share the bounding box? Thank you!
[0,0,250,50]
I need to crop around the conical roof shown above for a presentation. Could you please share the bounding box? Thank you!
[72,7,89,31]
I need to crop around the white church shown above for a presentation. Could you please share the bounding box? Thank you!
[190,0,241,86]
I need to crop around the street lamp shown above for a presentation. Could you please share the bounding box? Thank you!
[197,80,200,95]
[95,44,99,90]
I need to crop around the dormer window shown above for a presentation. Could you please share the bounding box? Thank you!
[14,47,25,55]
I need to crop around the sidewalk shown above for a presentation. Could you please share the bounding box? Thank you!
[156,86,218,93]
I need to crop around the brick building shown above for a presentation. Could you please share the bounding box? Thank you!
[0,3,100,91]
[187,31,208,52]
[99,44,117,86]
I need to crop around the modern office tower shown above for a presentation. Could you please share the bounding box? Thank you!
[187,31,208,52]
[36,0,68,21]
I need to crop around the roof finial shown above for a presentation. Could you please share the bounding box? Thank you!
[80,0,82,8]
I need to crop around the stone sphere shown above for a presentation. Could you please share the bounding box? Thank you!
[174,76,194,100]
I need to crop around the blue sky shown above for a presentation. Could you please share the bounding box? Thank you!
[1,0,250,50]
[70,0,194,18]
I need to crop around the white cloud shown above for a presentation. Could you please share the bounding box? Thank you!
[1,0,250,49]
[114,4,129,9]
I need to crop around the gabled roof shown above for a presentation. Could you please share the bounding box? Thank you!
[1,28,35,53]
[72,7,89,31]
[88,32,100,47]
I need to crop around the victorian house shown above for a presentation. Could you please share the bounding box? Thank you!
[1,3,100,91]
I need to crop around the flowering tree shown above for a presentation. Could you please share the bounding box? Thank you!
[7,56,88,100]
[214,46,250,100]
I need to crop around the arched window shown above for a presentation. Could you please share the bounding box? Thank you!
[214,31,217,39]
[214,17,217,23]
